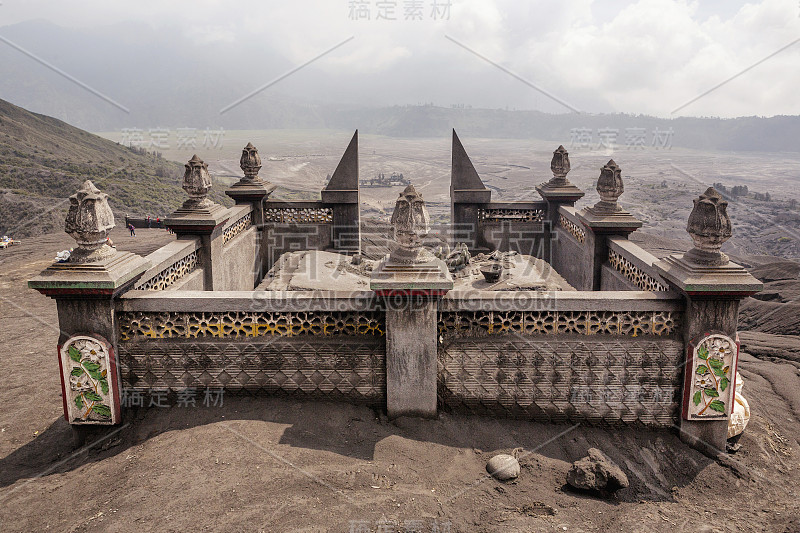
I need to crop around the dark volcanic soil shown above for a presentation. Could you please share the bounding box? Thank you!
[1,229,799,532]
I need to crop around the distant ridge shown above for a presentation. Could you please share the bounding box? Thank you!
[0,98,231,238]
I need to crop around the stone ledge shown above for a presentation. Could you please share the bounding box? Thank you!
[654,254,763,296]
[29,251,150,297]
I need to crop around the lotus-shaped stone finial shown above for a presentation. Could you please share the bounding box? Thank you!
[64,180,116,263]
[549,145,571,185]
[684,187,732,266]
[593,159,624,213]
[182,155,214,209]
[389,184,434,263]
[239,142,262,181]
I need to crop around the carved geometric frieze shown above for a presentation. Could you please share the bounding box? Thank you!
[479,208,545,222]
[59,334,121,424]
[117,338,386,405]
[118,311,385,341]
[438,338,683,426]
[438,310,680,340]
[682,332,738,421]
[264,207,333,224]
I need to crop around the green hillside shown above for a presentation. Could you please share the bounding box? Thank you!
[0,98,231,238]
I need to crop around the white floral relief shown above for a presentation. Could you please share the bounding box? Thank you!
[60,335,118,424]
[684,333,736,420]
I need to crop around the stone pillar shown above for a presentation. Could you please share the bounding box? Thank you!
[536,145,585,264]
[576,160,642,290]
[28,181,150,426]
[450,129,491,253]
[165,155,229,290]
[654,187,761,456]
[321,130,360,252]
[371,185,454,418]
[225,142,276,227]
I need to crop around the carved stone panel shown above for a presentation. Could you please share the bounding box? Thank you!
[438,337,683,426]
[682,332,738,421]
[59,334,121,424]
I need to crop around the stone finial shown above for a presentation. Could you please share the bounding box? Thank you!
[593,159,624,213]
[182,155,214,210]
[239,142,262,181]
[684,187,732,266]
[64,180,116,263]
[389,184,434,263]
[549,145,571,185]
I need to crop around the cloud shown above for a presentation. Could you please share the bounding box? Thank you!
[0,0,797,117]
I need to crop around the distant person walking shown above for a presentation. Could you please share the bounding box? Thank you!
[129,223,136,237]
[156,217,160,228]
[147,215,151,228]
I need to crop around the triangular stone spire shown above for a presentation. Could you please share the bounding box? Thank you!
[451,129,488,193]
[324,130,358,193]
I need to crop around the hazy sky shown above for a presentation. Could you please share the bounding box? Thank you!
[1,0,799,118]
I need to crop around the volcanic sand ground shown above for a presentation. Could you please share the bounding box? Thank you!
[1,228,800,532]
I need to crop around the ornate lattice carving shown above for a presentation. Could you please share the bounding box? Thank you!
[608,248,669,291]
[264,207,333,223]
[559,214,585,244]
[438,338,683,426]
[223,212,251,245]
[119,311,385,341]
[136,251,199,291]
[479,208,545,222]
[118,339,385,404]
[438,310,680,339]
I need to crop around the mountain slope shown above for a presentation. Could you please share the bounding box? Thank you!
[0,98,231,238]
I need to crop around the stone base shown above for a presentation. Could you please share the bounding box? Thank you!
[654,254,762,296]
[28,251,151,297]
[165,202,229,234]
[577,207,643,234]
[386,299,438,418]
[536,182,585,203]
[225,180,276,202]
[370,256,454,292]
[678,418,729,457]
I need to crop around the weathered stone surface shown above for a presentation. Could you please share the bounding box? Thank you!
[390,184,434,264]
[182,154,215,210]
[566,448,628,493]
[593,159,624,213]
[64,180,116,263]
[550,145,571,185]
[486,454,520,481]
[239,142,262,181]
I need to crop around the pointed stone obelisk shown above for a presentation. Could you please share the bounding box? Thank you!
[322,130,360,251]
[450,129,491,252]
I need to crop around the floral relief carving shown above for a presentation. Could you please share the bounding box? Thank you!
[684,333,737,420]
[60,335,119,424]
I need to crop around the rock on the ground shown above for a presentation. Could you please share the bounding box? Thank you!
[566,448,628,493]
[486,454,520,481]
